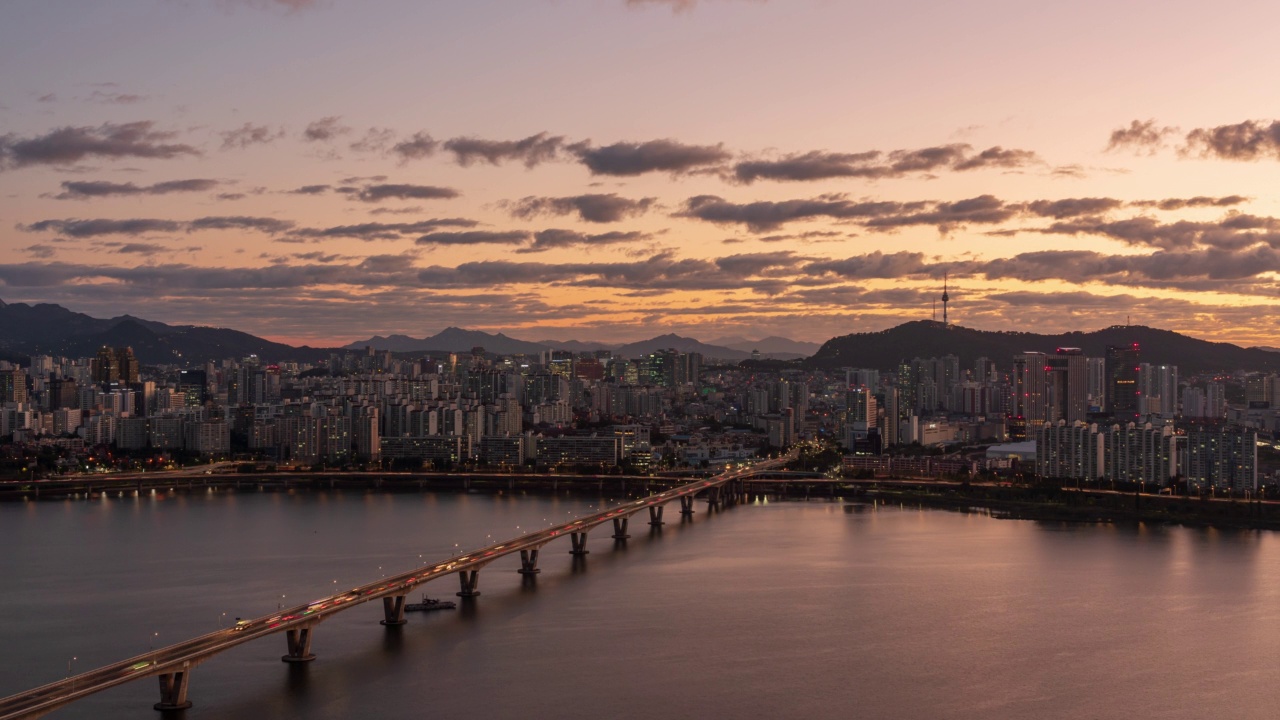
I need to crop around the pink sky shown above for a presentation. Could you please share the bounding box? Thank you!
[0,0,1277,347]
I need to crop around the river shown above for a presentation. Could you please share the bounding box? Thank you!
[3,488,1280,719]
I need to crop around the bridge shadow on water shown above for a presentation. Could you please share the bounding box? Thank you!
[183,498,741,719]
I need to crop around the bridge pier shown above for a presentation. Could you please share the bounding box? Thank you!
[611,517,631,540]
[518,548,541,575]
[153,666,193,711]
[680,496,695,516]
[457,569,481,597]
[281,626,316,663]
[706,487,721,509]
[381,595,408,626]
[648,504,665,526]
[570,531,589,555]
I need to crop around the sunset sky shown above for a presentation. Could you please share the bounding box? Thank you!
[2,0,1278,347]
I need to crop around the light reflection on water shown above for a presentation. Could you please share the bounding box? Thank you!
[3,491,1280,719]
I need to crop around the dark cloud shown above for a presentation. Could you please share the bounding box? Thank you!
[288,184,330,195]
[1129,195,1249,211]
[220,123,284,150]
[294,251,347,263]
[20,218,184,237]
[303,116,351,142]
[22,216,292,237]
[0,121,199,169]
[1107,119,1178,153]
[186,216,295,234]
[289,218,478,242]
[54,178,220,199]
[521,229,649,253]
[1028,215,1280,251]
[1183,120,1280,161]
[415,231,531,247]
[571,139,731,176]
[1023,197,1124,219]
[883,144,970,173]
[679,194,924,232]
[508,193,657,223]
[952,146,1040,171]
[733,144,1040,182]
[803,251,936,280]
[391,132,439,161]
[354,183,459,203]
[113,242,168,255]
[733,151,885,183]
[350,128,395,153]
[714,251,806,276]
[217,193,246,201]
[443,133,564,167]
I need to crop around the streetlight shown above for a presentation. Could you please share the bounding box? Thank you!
[67,656,77,678]
[150,632,159,651]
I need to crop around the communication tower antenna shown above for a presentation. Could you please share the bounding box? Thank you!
[942,273,950,328]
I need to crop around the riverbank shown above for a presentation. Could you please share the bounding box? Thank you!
[861,483,1280,531]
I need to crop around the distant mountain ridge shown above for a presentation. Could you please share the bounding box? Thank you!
[345,329,809,360]
[809,320,1280,376]
[0,301,335,365]
[0,300,1270,373]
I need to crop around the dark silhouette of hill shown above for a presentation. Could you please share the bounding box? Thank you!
[809,321,1280,375]
[0,302,335,365]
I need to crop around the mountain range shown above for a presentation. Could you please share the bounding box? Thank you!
[343,328,810,360]
[0,300,1275,375]
[809,320,1280,376]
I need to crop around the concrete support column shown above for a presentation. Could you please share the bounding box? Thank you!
[648,504,665,526]
[381,595,408,626]
[570,531,589,555]
[518,548,541,575]
[707,486,721,509]
[612,517,630,540]
[281,626,316,663]
[680,496,696,516]
[154,666,193,711]
[457,569,481,597]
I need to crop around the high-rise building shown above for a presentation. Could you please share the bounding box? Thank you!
[1036,420,1104,480]
[1085,357,1107,411]
[0,367,28,404]
[1046,348,1088,424]
[92,346,119,384]
[1106,344,1141,420]
[115,347,139,384]
[1186,427,1257,493]
[1012,352,1048,425]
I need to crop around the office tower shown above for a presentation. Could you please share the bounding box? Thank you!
[114,347,139,384]
[0,367,28,404]
[1012,352,1048,425]
[1106,344,1140,420]
[1085,357,1106,410]
[1046,348,1088,423]
[92,346,120,384]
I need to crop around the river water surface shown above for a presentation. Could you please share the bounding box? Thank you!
[4,488,1280,719]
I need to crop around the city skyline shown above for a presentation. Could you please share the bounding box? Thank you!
[3,0,1279,346]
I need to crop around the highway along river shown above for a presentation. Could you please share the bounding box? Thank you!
[5,489,1280,719]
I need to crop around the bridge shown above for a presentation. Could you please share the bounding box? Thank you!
[0,455,791,719]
